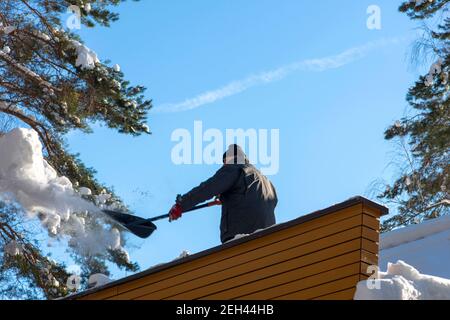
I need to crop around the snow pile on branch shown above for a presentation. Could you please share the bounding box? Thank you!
[70,40,99,70]
[1,46,11,54]
[424,58,447,86]
[83,3,92,13]
[78,187,92,196]
[4,240,23,256]
[0,128,124,256]
[410,0,435,7]
[0,22,16,35]
[355,260,450,300]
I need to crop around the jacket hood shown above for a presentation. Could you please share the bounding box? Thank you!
[222,144,249,164]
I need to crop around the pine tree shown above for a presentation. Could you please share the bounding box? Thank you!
[379,0,449,232]
[0,1,151,299]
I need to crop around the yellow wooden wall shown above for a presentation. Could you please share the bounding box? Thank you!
[74,198,386,300]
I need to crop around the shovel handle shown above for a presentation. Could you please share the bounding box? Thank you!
[148,199,222,222]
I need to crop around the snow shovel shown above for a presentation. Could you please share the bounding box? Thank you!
[102,199,222,239]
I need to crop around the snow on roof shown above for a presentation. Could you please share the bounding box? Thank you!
[355,260,450,300]
[381,215,450,250]
[380,214,450,280]
[354,214,450,299]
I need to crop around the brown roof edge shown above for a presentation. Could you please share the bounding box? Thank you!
[64,195,388,300]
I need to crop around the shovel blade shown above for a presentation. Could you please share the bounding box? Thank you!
[126,221,157,239]
[102,210,157,239]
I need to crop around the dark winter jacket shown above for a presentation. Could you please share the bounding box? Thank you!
[177,164,277,243]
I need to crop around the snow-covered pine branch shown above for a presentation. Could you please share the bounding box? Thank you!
[0,49,55,90]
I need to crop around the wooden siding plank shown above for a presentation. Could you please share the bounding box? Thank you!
[361,238,378,254]
[115,204,364,294]
[362,226,379,242]
[361,250,378,266]
[312,287,356,300]
[274,275,361,300]
[235,263,361,300]
[113,216,364,299]
[362,214,379,231]
[362,202,385,218]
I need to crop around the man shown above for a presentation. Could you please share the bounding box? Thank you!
[169,144,278,243]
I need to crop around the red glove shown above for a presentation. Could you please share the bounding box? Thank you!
[169,203,183,222]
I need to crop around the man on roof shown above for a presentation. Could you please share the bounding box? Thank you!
[168,144,278,243]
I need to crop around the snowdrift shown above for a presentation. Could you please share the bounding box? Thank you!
[355,260,450,300]
[355,214,450,299]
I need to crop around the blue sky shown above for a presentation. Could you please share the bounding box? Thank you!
[64,0,421,278]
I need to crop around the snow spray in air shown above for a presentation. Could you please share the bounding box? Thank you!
[0,128,126,257]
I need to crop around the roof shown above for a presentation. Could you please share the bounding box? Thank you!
[379,214,450,279]
[66,195,388,299]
